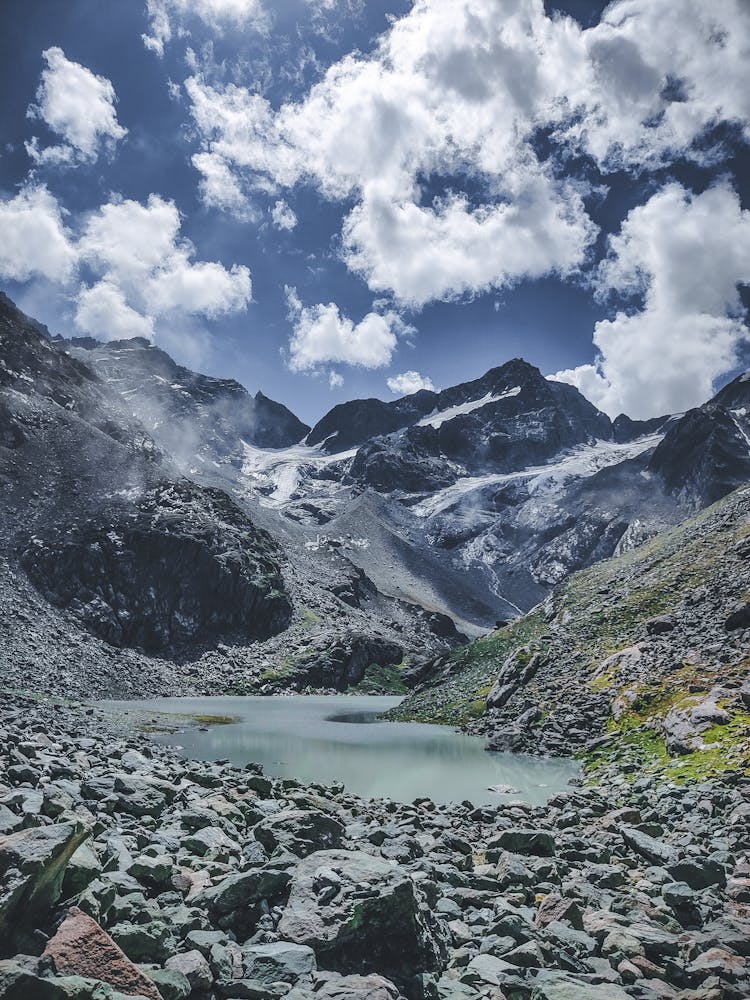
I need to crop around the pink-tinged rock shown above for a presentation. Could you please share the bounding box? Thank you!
[43,906,162,1000]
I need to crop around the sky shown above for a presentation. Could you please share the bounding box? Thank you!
[0,0,748,425]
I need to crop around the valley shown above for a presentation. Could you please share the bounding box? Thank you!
[0,292,749,999]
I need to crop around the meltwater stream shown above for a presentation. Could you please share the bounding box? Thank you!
[104,695,579,806]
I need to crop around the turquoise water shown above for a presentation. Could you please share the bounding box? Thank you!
[104,695,579,806]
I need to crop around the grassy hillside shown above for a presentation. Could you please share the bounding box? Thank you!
[392,485,750,781]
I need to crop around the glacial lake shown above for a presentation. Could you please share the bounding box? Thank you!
[102,695,579,807]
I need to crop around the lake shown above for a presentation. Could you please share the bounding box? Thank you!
[103,695,579,806]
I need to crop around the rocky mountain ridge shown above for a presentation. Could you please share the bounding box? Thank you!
[3,290,750,697]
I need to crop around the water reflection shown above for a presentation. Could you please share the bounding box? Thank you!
[103,695,579,806]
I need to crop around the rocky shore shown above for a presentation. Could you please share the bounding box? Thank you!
[1,694,749,1000]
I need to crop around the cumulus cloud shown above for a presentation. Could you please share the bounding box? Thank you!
[0,184,77,283]
[184,0,749,307]
[26,47,127,166]
[0,184,251,345]
[285,286,406,371]
[554,183,750,419]
[329,371,344,388]
[386,370,435,395]
[144,0,267,56]
[75,194,251,339]
[75,281,156,342]
[271,199,297,231]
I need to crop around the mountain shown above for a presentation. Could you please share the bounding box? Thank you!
[0,294,292,664]
[0,295,467,697]
[649,370,750,504]
[60,335,310,468]
[3,291,750,697]
[392,481,750,782]
[54,304,750,635]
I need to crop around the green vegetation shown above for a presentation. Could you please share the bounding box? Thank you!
[391,486,750,782]
[353,661,408,695]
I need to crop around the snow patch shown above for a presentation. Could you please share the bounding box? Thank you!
[240,440,357,507]
[412,433,665,519]
[417,387,521,429]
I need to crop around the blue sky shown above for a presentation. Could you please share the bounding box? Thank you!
[0,0,748,424]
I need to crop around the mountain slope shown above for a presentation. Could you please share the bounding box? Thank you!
[60,314,750,636]
[649,370,750,504]
[392,483,750,782]
[61,336,310,469]
[0,295,293,668]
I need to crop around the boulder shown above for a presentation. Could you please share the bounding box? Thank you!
[489,828,556,857]
[164,950,213,993]
[42,907,161,1000]
[254,810,344,858]
[531,974,632,999]
[277,850,448,984]
[0,821,90,945]
[620,826,678,866]
[242,942,317,984]
[194,866,291,917]
[287,970,404,1000]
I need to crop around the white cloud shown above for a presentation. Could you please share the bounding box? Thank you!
[75,281,156,342]
[386,370,435,395]
[192,151,253,218]
[78,195,252,333]
[285,286,404,371]
[0,183,251,346]
[144,0,267,56]
[26,47,127,166]
[271,199,297,231]
[0,184,76,283]
[329,371,344,388]
[184,0,749,307]
[554,183,750,419]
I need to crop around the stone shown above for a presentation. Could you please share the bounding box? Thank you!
[242,941,317,983]
[287,971,403,1000]
[531,973,632,999]
[164,950,213,993]
[43,907,162,1000]
[490,828,556,857]
[278,850,449,984]
[128,854,174,889]
[194,866,291,916]
[254,809,345,858]
[62,843,102,897]
[147,968,191,1000]
[667,857,726,890]
[535,894,583,931]
[0,821,90,943]
[620,826,678,866]
[181,827,239,858]
[109,920,177,963]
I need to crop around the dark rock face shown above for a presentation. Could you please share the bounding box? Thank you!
[20,480,291,651]
[306,392,437,452]
[0,294,294,661]
[649,372,750,504]
[347,361,613,494]
[612,413,671,443]
[293,634,403,691]
[61,337,310,463]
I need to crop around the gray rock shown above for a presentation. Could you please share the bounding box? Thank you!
[278,850,449,984]
[165,950,213,993]
[254,809,345,858]
[0,821,90,944]
[620,826,678,865]
[242,941,317,983]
